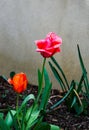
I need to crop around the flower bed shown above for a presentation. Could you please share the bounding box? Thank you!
[0,77,89,130]
[0,32,89,130]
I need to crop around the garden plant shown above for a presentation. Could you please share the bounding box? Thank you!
[0,32,89,130]
[0,32,62,130]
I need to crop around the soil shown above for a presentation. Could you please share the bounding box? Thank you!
[0,76,89,130]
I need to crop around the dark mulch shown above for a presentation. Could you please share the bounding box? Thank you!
[0,76,89,130]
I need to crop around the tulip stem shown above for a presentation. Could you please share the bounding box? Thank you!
[16,93,19,111]
[16,93,21,128]
[41,58,46,85]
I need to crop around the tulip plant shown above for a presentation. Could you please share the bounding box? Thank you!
[49,44,89,115]
[0,32,62,130]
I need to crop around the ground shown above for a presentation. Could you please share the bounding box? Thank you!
[0,76,89,130]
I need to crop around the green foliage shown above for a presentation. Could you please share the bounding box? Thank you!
[39,68,52,110]
[0,118,10,130]
[5,110,16,127]
[50,80,74,109]
[0,57,60,130]
[2,43,89,129]
[33,122,60,130]
[49,45,89,115]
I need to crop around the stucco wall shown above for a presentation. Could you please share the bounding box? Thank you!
[0,0,89,89]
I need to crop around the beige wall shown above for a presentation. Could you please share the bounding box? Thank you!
[0,0,89,89]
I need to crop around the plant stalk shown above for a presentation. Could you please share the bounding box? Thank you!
[16,93,21,129]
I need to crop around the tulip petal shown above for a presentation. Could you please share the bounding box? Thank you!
[35,32,62,58]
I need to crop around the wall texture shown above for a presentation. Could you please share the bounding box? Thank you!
[0,0,89,89]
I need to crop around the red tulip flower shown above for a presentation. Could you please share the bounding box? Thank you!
[35,32,62,58]
[8,72,28,93]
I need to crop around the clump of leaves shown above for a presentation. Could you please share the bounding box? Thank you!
[49,45,89,115]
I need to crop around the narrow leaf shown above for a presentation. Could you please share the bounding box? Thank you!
[51,56,69,89]
[77,44,89,91]
[38,69,42,94]
[77,44,85,73]
[40,68,52,110]
[49,62,66,92]
[77,74,84,93]
[50,80,75,109]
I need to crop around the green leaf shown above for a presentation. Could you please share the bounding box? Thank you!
[9,110,19,130]
[32,117,43,130]
[49,62,66,92]
[73,89,82,106]
[71,96,77,108]
[74,103,84,115]
[77,74,84,93]
[5,110,16,127]
[77,44,86,73]
[25,102,41,129]
[12,94,36,129]
[34,122,50,130]
[34,122,60,130]
[20,106,27,129]
[72,89,84,114]
[40,68,52,110]
[44,67,50,84]
[0,113,4,119]
[25,104,38,121]
[50,80,75,109]
[1,75,8,81]
[38,69,42,95]
[50,124,60,130]
[70,74,84,108]
[50,56,69,89]
[26,107,40,129]
[0,118,10,130]
[18,94,35,114]
[77,44,89,92]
